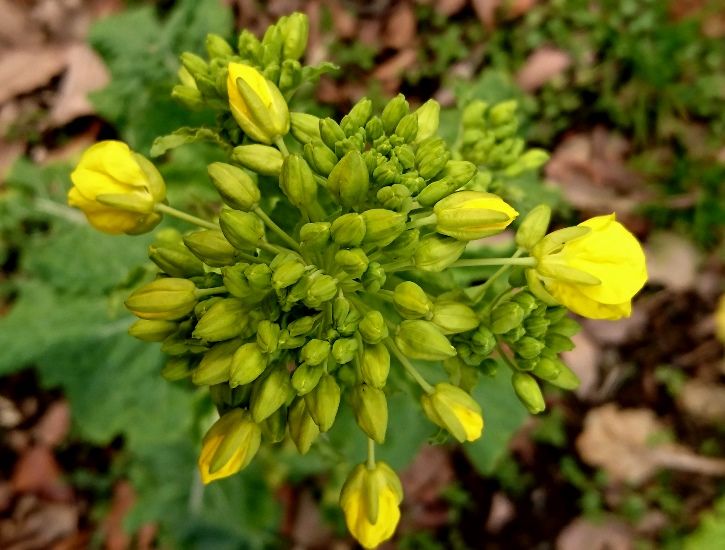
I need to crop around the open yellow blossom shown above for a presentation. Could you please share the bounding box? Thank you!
[531,214,647,320]
[340,462,403,549]
[227,62,289,144]
[68,140,165,234]
[421,382,483,442]
[434,191,518,241]
[198,409,261,484]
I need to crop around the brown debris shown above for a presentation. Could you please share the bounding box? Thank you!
[515,46,572,92]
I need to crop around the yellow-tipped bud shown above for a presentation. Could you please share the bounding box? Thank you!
[198,409,261,484]
[433,191,518,241]
[421,383,483,442]
[124,278,197,320]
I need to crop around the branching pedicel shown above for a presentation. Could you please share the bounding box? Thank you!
[67,13,647,549]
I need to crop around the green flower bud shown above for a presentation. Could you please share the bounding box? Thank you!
[504,148,549,177]
[511,372,545,414]
[361,209,406,247]
[305,273,338,307]
[246,263,272,291]
[513,336,545,360]
[193,339,239,386]
[548,316,581,337]
[303,140,338,176]
[328,150,370,208]
[490,302,525,334]
[251,366,293,422]
[180,52,209,84]
[394,113,418,143]
[193,298,247,342]
[279,154,319,213]
[381,94,409,135]
[393,281,433,319]
[415,137,449,179]
[272,255,306,289]
[414,99,440,142]
[384,228,419,260]
[546,361,580,390]
[511,291,538,314]
[125,278,198,321]
[184,230,238,267]
[229,342,268,386]
[531,356,562,382]
[545,333,575,353]
[358,310,388,344]
[372,160,399,186]
[255,320,280,354]
[320,117,346,150]
[278,59,302,93]
[260,405,287,443]
[290,112,322,144]
[489,100,518,126]
[361,343,390,388]
[433,191,518,241]
[332,337,358,364]
[288,315,318,337]
[523,316,550,338]
[171,84,203,109]
[221,264,251,299]
[351,385,388,443]
[395,320,457,361]
[231,144,284,176]
[335,248,369,277]
[288,397,319,454]
[129,319,178,342]
[416,160,477,206]
[431,301,479,334]
[461,100,487,127]
[281,12,309,60]
[161,355,193,381]
[219,210,265,250]
[205,33,233,59]
[365,116,385,140]
[472,326,496,356]
[505,325,526,343]
[148,243,205,278]
[414,235,466,272]
[300,222,331,250]
[333,295,351,327]
[515,204,552,251]
[331,213,366,246]
[292,362,324,395]
[343,97,373,131]
[362,262,387,293]
[305,374,340,432]
[300,339,331,366]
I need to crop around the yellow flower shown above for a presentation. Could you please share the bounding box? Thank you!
[433,191,518,241]
[68,140,165,234]
[531,213,647,320]
[227,63,289,144]
[421,382,483,442]
[340,462,403,549]
[198,409,261,484]
[716,295,725,344]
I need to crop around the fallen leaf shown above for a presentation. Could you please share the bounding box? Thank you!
[373,48,418,81]
[32,400,71,448]
[485,492,515,533]
[384,2,417,50]
[102,481,136,550]
[434,0,467,16]
[11,446,71,500]
[471,0,501,29]
[679,380,725,425]
[645,231,700,292]
[0,496,78,550]
[0,0,44,48]
[0,47,68,104]
[557,516,633,550]
[399,446,453,530]
[515,46,572,92]
[328,1,357,39]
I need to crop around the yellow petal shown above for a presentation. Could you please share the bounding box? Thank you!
[76,141,146,187]
[71,168,135,200]
[546,279,632,320]
[344,486,400,549]
[451,402,484,441]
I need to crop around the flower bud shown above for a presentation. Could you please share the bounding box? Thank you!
[431,301,479,334]
[300,222,331,250]
[198,409,261,484]
[393,281,433,319]
[219,210,265,250]
[192,339,239,386]
[333,295,351,327]
[384,228,419,260]
[271,255,306,290]
[231,144,284,176]
[288,397,319,454]
[362,262,387,293]
[292,363,324,395]
[545,333,575,353]
[365,116,385,140]
[513,336,545,359]
[184,230,238,267]
[305,273,338,307]
[229,342,268,387]
[328,151,370,208]
[414,235,466,272]
[472,326,496,356]
[280,154,319,214]
[523,316,549,338]
[172,84,203,108]
[227,62,289,144]
[205,33,233,59]
[490,302,525,334]
[251,366,293,422]
[260,405,287,443]
[361,209,406,247]
[335,248,369,277]
[351,385,388,443]
[290,112,322,144]
[361,343,390,389]
[394,113,418,143]
[358,310,388,344]
[505,148,549,177]
[546,361,580,390]
[161,355,193,381]
[416,161,477,206]
[531,356,562,382]
[148,242,205,278]
[421,382,483,442]
[280,12,309,60]
[416,136,449,179]
[331,213,366,246]
[320,117,346,149]
[288,315,318,337]
[305,374,340,432]
[433,191,518,241]
[303,140,338,176]
[489,100,517,126]
[414,99,440,142]
[382,94,409,135]
[395,320,456,361]
[512,372,545,413]
[193,298,247,342]
[342,97,373,132]
[332,337,359,364]
[125,278,197,320]
[128,319,177,342]
[300,339,331,366]
[256,320,280,354]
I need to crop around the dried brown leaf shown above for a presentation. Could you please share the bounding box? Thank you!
[0,47,68,104]
[645,231,700,292]
[0,497,78,550]
[515,46,572,92]
[557,516,633,550]
[679,379,725,425]
[433,0,467,16]
[471,0,501,29]
[32,400,70,448]
[384,2,417,50]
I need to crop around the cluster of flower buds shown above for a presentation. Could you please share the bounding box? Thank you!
[67,12,648,549]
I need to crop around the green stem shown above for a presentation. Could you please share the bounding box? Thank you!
[195,286,228,298]
[155,203,218,230]
[451,256,536,268]
[385,338,434,394]
[367,438,376,470]
[253,206,301,252]
[274,136,290,157]
[380,261,413,273]
[406,213,437,230]
[468,249,525,304]
[495,339,519,372]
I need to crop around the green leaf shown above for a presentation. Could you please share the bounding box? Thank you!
[151,127,231,157]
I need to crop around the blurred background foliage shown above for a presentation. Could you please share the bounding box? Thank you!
[0,0,723,548]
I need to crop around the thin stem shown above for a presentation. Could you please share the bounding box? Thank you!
[451,257,536,268]
[257,241,289,256]
[155,203,218,230]
[253,206,301,252]
[195,286,228,298]
[407,213,437,230]
[367,438,376,470]
[495,339,519,372]
[274,136,290,157]
[236,251,263,264]
[385,338,434,394]
[468,249,525,304]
